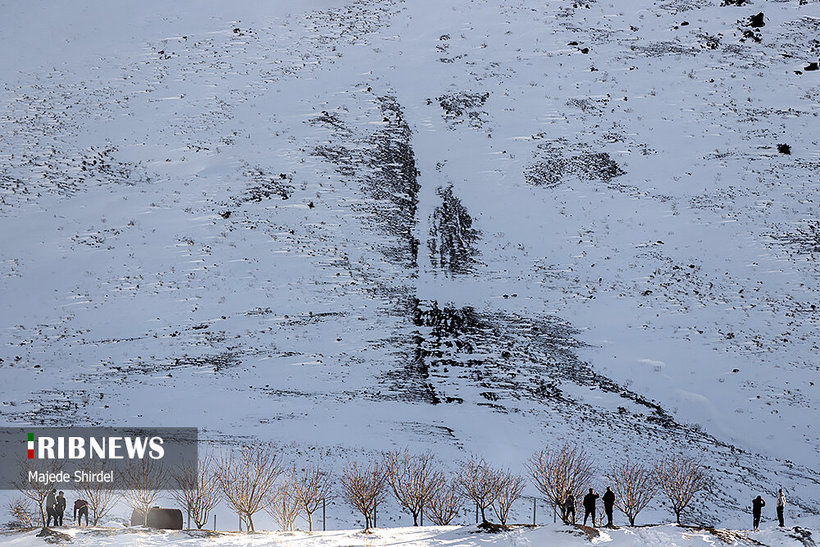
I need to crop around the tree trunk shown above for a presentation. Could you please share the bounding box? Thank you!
[629,516,635,526]
[247,514,254,532]
[675,512,681,525]
[413,512,418,526]
[307,512,313,532]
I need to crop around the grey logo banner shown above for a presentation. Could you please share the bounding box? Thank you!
[0,427,198,490]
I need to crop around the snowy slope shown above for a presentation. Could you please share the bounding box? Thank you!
[1,0,820,531]
[2,522,820,547]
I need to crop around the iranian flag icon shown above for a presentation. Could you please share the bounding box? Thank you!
[27,433,34,459]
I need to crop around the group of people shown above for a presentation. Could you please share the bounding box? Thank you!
[560,486,789,531]
[561,487,618,528]
[44,489,90,527]
[752,489,788,531]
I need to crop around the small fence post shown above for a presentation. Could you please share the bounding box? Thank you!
[475,502,479,524]
[532,498,536,526]
[322,498,326,531]
[238,514,241,532]
[213,514,216,531]
[373,501,377,528]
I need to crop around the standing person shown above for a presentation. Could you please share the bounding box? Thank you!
[564,493,576,524]
[776,489,786,527]
[583,488,599,527]
[74,499,90,526]
[55,491,66,526]
[603,486,616,527]
[752,495,765,531]
[45,489,58,527]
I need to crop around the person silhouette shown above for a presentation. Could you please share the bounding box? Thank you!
[603,486,615,527]
[583,488,599,527]
[752,495,765,531]
[776,489,785,527]
[55,491,66,526]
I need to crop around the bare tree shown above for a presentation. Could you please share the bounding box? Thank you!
[267,478,301,531]
[654,456,710,525]
[79,460,121,526]
[383,450,437,526]
[606,459,657,526]
[427,475,464,526]
[290,464,331,532]
[526,444,595,524]
[120,458,168,526]
[170,453,221,529]
[455,456,500,524]
[12,457,63,528]
[493,470,525,525]
[215,444,282,532]
[7,496,39,528]
[340,461,387,531]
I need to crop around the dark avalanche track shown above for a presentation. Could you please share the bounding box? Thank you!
[310,93,817,521]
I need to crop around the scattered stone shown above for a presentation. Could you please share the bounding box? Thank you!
[749,12,765,28]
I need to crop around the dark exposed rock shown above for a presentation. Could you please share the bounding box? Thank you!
[749,12,765,28]
[525,147,624,188]
[428,185,480,274]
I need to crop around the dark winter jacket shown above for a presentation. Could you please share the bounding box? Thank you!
[603,489,615,509]
[56,495,66,513]
[74,499,89,520]
[565,495,576,512]
[752,496,765,515]
[583,492,599,511]
[45,491,57,512]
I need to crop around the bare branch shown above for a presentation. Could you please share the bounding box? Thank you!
[427,474,464,526]
[12,457,64,528]
[455,456,501,524]
[120,458,168,526]
[290,464,331,532]
[170,452,220,529]
[383,450,437,526]
[266,477,301,531]
[654,456,709,525]
[493,470,525,525]
[214,444,282,532]
[526,444,595,524]
[79,460,120,526]
[340,460,386,531]
[606,459,657,526]
[7,496,39,529]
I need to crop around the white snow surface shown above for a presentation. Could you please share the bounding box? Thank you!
[2,0,820,537]
[2,521,820,547]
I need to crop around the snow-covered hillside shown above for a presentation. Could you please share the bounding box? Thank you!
[1,0,819,531]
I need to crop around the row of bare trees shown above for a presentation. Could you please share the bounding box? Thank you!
[528,444,710,526]
[10,443,709,531]
[213,445,331,532]
[339,445,709,529]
